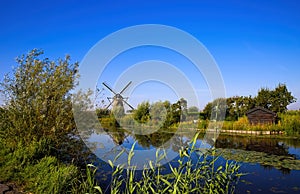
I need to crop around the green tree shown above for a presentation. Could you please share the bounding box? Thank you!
[255,87,272,110]
[188,106,199,113]
[202,98,226,121]
[226,96,255,121]
[179,98,187,121]
[255,83,296,113]
[150,101,167,124]
[0,49,78,145]
[272,83,296,112]
[202,102,213,120]
[133,101,150,124]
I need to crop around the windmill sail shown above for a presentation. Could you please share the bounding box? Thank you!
[102,82,134,115]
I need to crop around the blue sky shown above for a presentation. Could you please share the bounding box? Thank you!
[0,0,299,109]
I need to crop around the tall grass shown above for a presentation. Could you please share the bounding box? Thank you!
[278,111,300,135]
[104,132,243,194]
[221,111,300,135]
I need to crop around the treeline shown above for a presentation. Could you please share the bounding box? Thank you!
[96,83,297,128]
[98,98,188,128]
[202,83,296,121]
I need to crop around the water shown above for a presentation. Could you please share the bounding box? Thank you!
[215,135,300,193]
[86,128,300,193]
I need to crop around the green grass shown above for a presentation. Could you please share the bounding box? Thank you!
[104,133,243,194]
[211,111,300,136]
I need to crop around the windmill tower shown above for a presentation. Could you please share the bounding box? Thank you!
[103,81,134,116]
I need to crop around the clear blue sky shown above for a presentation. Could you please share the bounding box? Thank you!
[0,0,299,109]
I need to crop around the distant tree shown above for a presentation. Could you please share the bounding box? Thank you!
[133,99,187,128]
[188,106,199,113]
[96,108,110,118]
[255,87,273,109]
[226,96,255,120]
[179,98,188,121]
[255,83,296,113]
[133,101,150,124]
[202,102,213,120]
[170,100,182,123]
[186,106,199,121]
[202,98,227,121]
[150,101,167,123]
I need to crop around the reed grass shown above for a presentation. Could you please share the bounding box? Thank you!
[102,132,243,194]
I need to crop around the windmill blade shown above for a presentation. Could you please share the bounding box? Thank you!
[103,82,117,95]
[105,101,113,110]
[119,81,132,95]
[123,99,135,110]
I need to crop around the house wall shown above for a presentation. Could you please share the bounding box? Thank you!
[247,109,275,125]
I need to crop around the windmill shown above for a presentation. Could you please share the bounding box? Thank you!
[102,81,134,114]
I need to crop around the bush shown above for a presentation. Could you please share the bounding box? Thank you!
[22,156,78,193]
[278,111,300,135]
[232,116,248,130]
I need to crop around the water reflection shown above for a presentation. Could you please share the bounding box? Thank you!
[85,126,300,194]
[215,135,292,156]
[87,124,300,173]
[87,126,200,169]
[214,135,300,173]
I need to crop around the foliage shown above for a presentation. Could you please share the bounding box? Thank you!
[277,111,300,135]
[0,49,101,193]
[220,110,300,135]
[73,164,103,194]
[198,120,209,130]
[0,49,78,145]
[107,133,243,194]
[96,108,110,118]
[133,101,151,124]
[130,99,186,129]
[232,116,249,131]
[226,96,255,121]
[202,83,296,121]
[188,106,199,113]
[255,83,296,113]
[22,156,78,193]
[202,98,227,121]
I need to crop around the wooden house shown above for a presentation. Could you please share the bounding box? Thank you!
[246,107,277,125]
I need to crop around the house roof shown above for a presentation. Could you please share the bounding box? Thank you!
[246,106,277,116]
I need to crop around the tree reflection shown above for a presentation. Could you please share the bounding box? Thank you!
[215,135,292,156]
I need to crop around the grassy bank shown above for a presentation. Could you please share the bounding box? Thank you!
[221,111,300,136]
[193,110,300,136]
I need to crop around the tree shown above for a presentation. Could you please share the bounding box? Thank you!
[133,101,150,124]
[255,87,272,110]
[179,98,187,121]
[226,96,255,121]
[272,83,296,112]
[150,101,167,123]
[202,98,227,121]
[0,49,79,145]
[255,83,296,113]
[188,106,199,113]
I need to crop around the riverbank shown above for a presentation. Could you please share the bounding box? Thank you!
[0,180,22,194]
[199,128,300,139]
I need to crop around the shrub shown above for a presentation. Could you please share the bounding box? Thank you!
[233,116,249,130]
[22,156,78,193]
